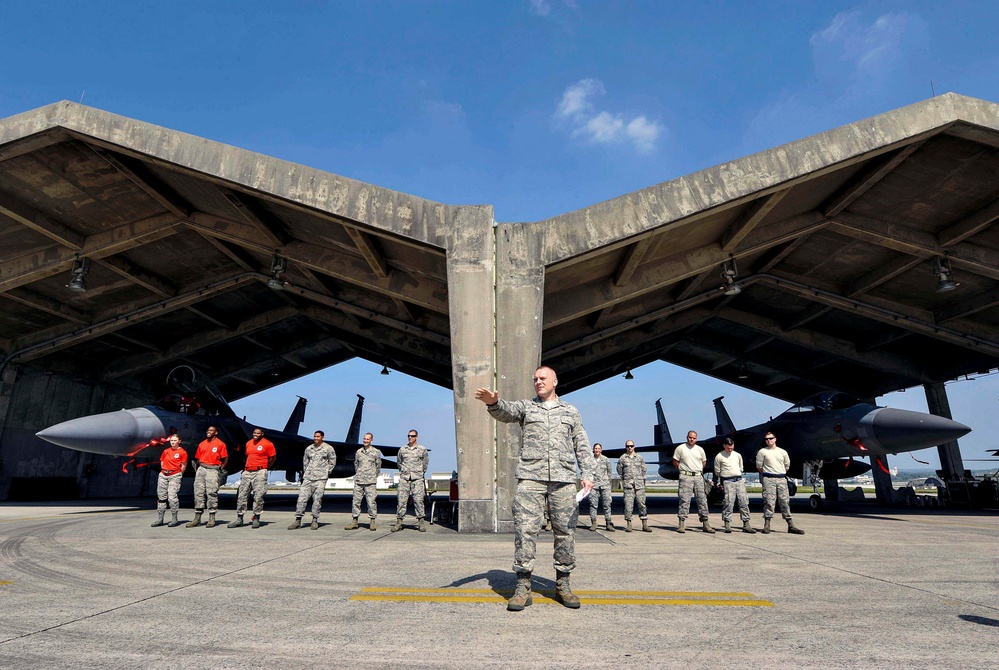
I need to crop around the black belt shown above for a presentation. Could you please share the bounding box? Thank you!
[199,464,221,470]
[244,468,266,472]
[721,476,743,482]
[761,472,786,478]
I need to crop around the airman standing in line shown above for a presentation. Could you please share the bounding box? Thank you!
[756,432,805,535]
[475,366,595,611]
[228,427,276,529]
[588,443,614,532]
[392,429,430,532]
[713,437,755,534]
[152,434,187,528]
[617,441,652,533]
[187,426,228,528]
[673,431,715,534]
[289,430,336,530]
[345,432,382,530]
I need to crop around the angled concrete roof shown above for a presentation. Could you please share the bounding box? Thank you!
[1,93,998,402]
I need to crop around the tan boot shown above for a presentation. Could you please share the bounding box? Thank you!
[206,513,216,528]
[762,518,772,534]
[369,518,377,531]
[605,519,615,532]
[391,517,404,532]
[288,517,302,530]
[787,521,805,535]
[723,520,731,533]
[677,519,685,534]
[589,518,597,531]
[742,520,756,534]
[554,570,580,609]
[151,512,165,527]
[418,519,427,532]
[626,519,632,532]
[344,517,359,530]
[186,512,202,528]
[168,512,181,528]
[702,520,715,534]
[507,573,533,611]
[228,515,244,528]
[251,515,260,529]
[641,518,652,533]
[310,518,319,530]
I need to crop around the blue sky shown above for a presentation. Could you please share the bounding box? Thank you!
[3,1,997,474]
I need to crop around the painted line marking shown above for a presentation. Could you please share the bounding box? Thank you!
[0,581,13,586]
[351,587,773,606]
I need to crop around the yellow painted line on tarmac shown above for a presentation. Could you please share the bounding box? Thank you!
[0,581,14,586]
[351,587,773,607]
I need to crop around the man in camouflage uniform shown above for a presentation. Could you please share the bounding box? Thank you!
[289,430,336,530]
[617,441,651,533]
[588,443,614,532]
[392,429,430,532]
[756,432,805,535]
[345,432,382,531]
[475,366,595,611]
[229,427,276,529]
[673,430,715,534]
[187,425,228,528]
[713,437,755,534]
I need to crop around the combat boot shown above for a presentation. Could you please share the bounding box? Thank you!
[391,517,404,532]
[369,518,377,531]
[168,512,181,528]
[554,570,581,609]
[186,512,202,528]
[418,519,427,532]
[605,519,615,532]
[626,519,632,532]
[507,573,533,611]
[310,518,319,530]
[345,517,359,530]
[641,518,652,533]
[762,518,771,534]
[228,515,244,528]
[742,520,756,534]
[288,517,302,530]
[251,515,261,529]
[702,520,715,534]
[787,521,805,535]
[151,511,165,527]
[676,519,685,534]
[589,518,597,531]
[206,513,217,528]
[724,520,731,533]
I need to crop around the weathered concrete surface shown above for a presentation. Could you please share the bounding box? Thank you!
[2,494,995,669]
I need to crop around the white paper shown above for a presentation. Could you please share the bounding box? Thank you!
[575,488,587,503]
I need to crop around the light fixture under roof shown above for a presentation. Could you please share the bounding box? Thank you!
[737,362,750,379]
[67,255,90,293]
[719,258,741,296]
[933,256,958,293]
[267,253,287,290]
[623,368,634,380]
[380,364,390,376]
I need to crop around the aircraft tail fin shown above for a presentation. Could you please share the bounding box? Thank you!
[713,396,737,436]
[654,398,675,467]
[283,396,308,435]
[345,394,365,444]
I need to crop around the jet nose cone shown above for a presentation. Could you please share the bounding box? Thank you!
[872,408,971,451]
[36,410,140,455]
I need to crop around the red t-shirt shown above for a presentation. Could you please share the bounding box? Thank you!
[160,446,188,475]
[244,438,276,470]
[195,437,228,466]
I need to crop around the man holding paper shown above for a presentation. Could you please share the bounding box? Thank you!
[475,365,595,611]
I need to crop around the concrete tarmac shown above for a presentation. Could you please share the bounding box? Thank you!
[0,492,996,669]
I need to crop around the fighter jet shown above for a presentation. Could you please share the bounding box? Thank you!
[35,382,399,481]
[603,391,971,505]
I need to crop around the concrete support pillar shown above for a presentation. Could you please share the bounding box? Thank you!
[923,382,966,479]
[494,223,545,533]
[870,454,897,504]
[446,206,498,532]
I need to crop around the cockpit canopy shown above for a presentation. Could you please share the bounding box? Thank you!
[785,391,868,413]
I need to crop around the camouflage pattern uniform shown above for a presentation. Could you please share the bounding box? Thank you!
[757,446,793,521]
[588,454,613,524]
[487,397,595,575]
[396,442,430,519]
[616,452,648,521]
[156,472,183,514]
[236,470,269,516]
[295,441,336,519]
[713,450,751,523]
[351,445,382,519]
[193,465,223,513]
[674,444,710,521]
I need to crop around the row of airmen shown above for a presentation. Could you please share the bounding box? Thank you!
[594,429,804,535]
[149,426,429,531]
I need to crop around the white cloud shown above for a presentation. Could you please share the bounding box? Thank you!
[810,10,920,84]
[555,79,662,153]
[529,0,551,17]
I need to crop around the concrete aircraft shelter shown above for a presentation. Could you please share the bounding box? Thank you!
[1,93,998,531]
